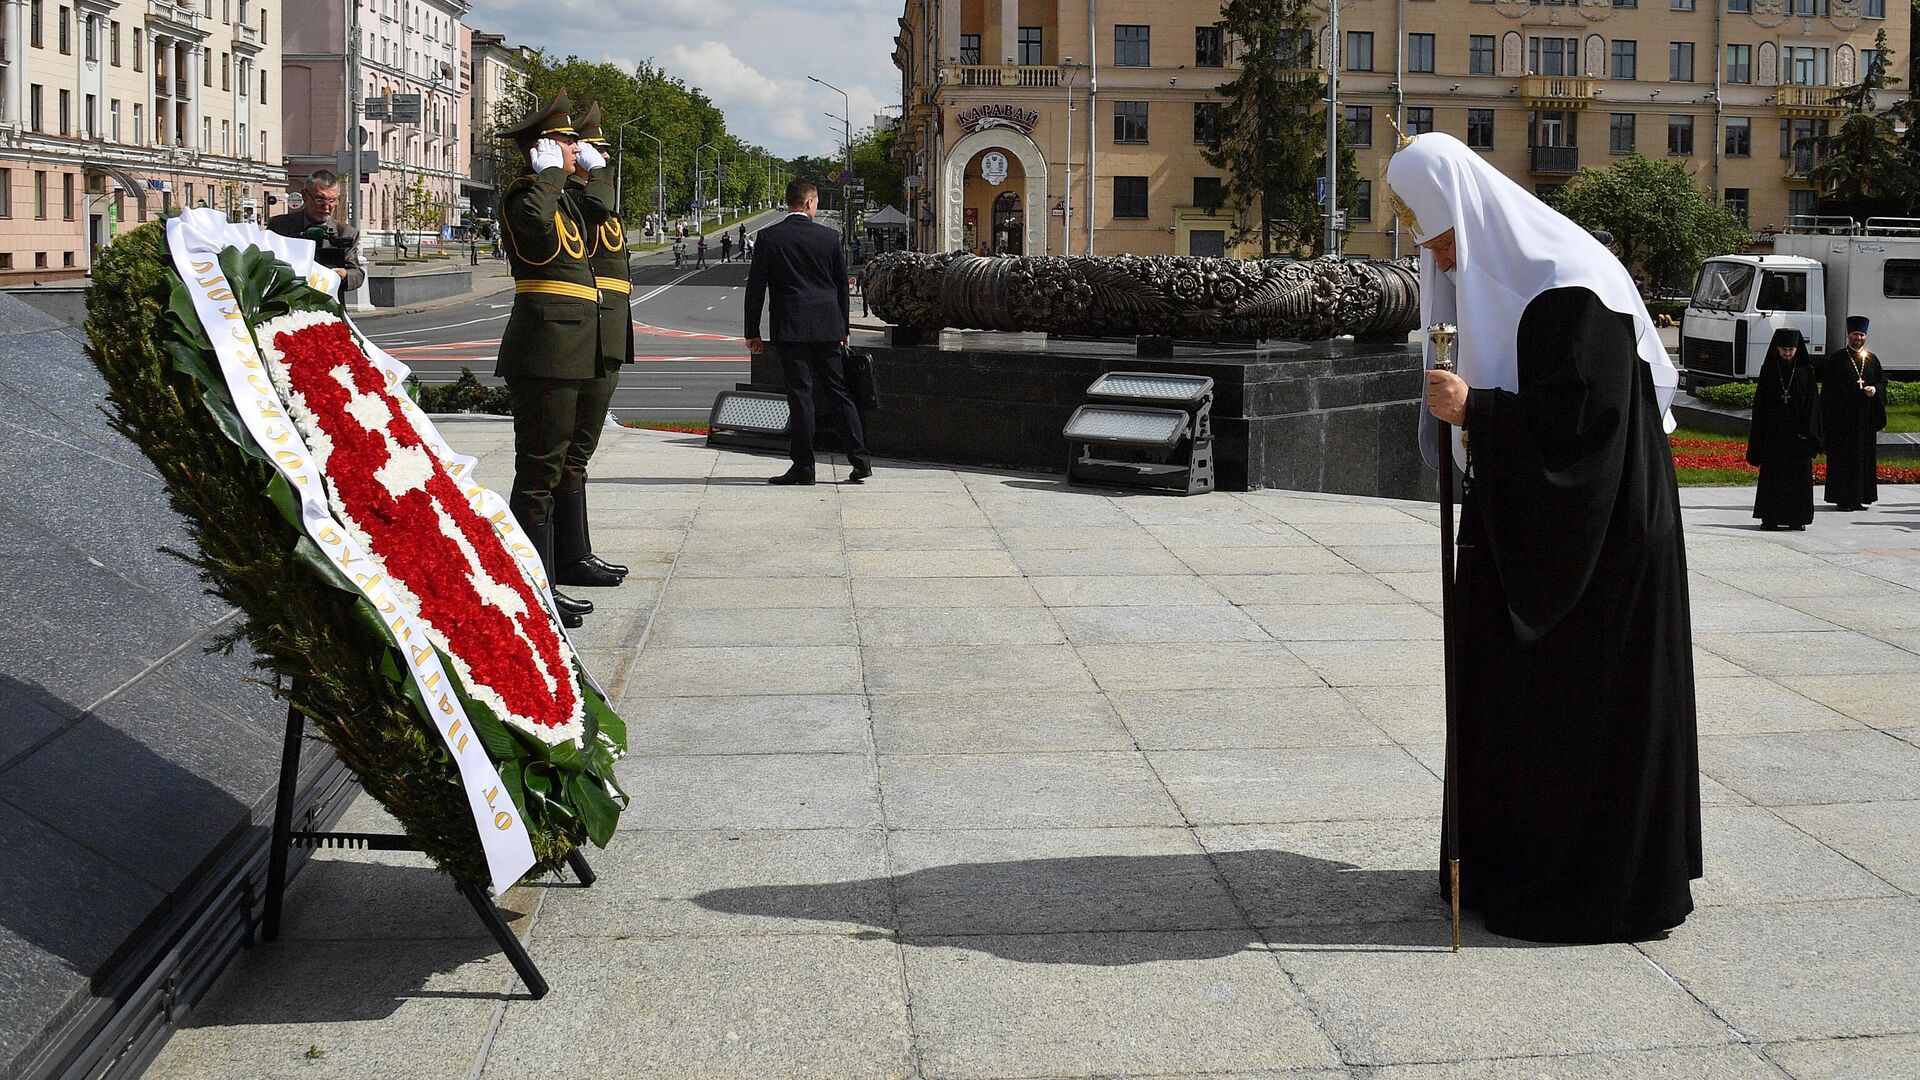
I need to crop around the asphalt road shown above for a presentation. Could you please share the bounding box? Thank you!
[362,209,796,423]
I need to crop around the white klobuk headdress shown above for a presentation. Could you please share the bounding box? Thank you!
[1384,132,1677,471]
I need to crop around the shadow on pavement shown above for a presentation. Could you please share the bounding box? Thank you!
[692,850,1553,962]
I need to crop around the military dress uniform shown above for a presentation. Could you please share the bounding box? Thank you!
[550,102,632,589]
[494,90,602,626]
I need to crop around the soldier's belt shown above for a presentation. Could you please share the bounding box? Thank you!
[595,276,632,295]
[514,280,600,302]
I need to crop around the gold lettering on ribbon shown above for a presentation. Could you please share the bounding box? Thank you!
[317,526,342,545]
[437,693,456,715]
[411,642,435,667]
[352,571,384,590]
[447,719,471,754]
[262,425,290,445]
[272,449,305,471]
[190,260,214,274]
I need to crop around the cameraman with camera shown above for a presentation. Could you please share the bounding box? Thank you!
[267,170,364,293]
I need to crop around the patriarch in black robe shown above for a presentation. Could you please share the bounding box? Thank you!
[1821,316,1886,512]
[1748,328,1821,529]
[1387,133,1702,944]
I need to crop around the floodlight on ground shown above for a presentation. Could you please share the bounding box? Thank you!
[1065,371,1216,496]
[1085,371,1215,407]
[707,390,792,452]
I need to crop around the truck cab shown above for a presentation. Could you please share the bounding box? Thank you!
[1681,216,1920,386]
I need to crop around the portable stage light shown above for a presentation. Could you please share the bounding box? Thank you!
[707,391,792,452]
[1065,371,1216,495]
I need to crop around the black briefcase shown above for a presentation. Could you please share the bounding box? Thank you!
[844,346,881,412]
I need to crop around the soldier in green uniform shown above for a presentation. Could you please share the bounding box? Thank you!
[551,102,632,590]
[494,90,605,627]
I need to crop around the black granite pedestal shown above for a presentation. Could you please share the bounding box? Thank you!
[750,331,1437,501]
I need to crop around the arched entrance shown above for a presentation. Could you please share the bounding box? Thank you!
[941,127,1049,255]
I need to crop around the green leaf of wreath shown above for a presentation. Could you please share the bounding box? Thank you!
[567,772,621,848]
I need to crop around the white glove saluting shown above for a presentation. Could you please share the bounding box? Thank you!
[575,142,608,173]
[529,138,565,173]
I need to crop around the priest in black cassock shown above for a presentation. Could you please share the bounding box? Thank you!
[1748,328,1822,530]
[1820,316,1886,512]
[1387,133,1702,944]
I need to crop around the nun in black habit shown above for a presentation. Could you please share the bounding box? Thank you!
[1387,133,1702,944]
[1748,328,1821,530]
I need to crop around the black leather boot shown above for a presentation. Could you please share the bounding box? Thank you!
[554,488,626,587]
[526,519,590,626]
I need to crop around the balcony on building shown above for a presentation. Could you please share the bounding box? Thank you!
[233,22,261,50]
[941,63,1061,89]
[1521,75,1596,108]
[1530,145,1581,174]
[1777,85,1843,117]
[155,73,170,97]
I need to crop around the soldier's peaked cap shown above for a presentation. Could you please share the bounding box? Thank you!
[577,102,611,146]
[502,90,576,147]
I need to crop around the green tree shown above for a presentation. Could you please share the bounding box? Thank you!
[397,177,446,243]
[1806,30,1910,214]
[1206,0,1354,257]
[1548,152,1750,291]
[849,125,905,210]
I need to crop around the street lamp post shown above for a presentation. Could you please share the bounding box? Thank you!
[695,139,716,232]
[807,74,853,250]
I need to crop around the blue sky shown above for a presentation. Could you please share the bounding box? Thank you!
[465,0,901,157]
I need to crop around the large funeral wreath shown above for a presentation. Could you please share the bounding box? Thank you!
[85,219,625,886]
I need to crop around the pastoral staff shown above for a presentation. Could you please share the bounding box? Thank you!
[1387,132,1702,944]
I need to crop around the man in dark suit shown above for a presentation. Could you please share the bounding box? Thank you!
[745,179,873,485]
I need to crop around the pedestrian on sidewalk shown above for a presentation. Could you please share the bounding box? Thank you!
[737,222,748,253]
[672,236,685,269]
[1821,315,1887,512]
[745,178,872,487]
[720,232,733,262]
[1748,328,1820,530]
[1390,131,1699,944]
[695,234,708,268]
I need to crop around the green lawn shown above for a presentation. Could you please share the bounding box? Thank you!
[1887,402,1920,433]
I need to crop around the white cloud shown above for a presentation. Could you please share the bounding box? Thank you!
[465,0,896,157]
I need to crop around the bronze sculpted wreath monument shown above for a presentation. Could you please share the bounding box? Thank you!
[862,251,1421,346]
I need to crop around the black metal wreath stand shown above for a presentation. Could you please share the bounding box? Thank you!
[258,703,595,999]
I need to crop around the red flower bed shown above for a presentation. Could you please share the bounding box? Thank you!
[1668,435,1919,482]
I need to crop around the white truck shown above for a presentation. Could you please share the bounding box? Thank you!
[1679,216,1920,386]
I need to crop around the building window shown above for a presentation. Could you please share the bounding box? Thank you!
[1114,25,1149,67]
[1194,175,1223,211]
[1345,105,1372,147]
[1408,33,1436,74]
[1727,0,1750,10]
[29,85,42,132]
[1668,114,1694,155]
[110,20,119,65]
[1017,26,1042,66]
[1724,188,1749,225]
[1669,42,1695,82]
[1784,47,1829,85]
[1114,100,1149,143]
[261,131,268,160]
[1529,36,1579,76]
[132,27,141,70]
[1113,176,1148,218]
[0,169,10,217]
[1612,40,1637,80]
[35,253,48,269]
[1725,116,1751,156]
[1193,101,1221,147]
[1788,189,1818,221]
[1726,44,1751,84]
[1469,35,1495,75]
[959,33,979,65]
[1196,25,1224,67]
[221,51,229,91]
[83,93,94,137]
[109,99,119,141]
[58,5,69,54]
[1406,107,1435,135]
[1346,31,1374,71]
[30,0,41,48]
[1865,0,1884,15]
[261,68,268,104]
[58,89,69,135]
[34,171,47,219]
[84,13,96,61]
[1353,179,1373,221]
[1530,109,1576,147]
[1673,0,1695,8]
[62,173,74,220]
[133,103,143,144]
[1605,111,1635,152]
[1467,108,1495,148]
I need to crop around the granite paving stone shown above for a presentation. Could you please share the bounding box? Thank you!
[1053,604,1271,645]
[870,692,1133,753]
[1776,800,1920,895]
[1699,730,1920,805]
[855,607,1066,646]
[1691,676,1863,737]
[900,932,1340,1079]
[862,644,1095,694]
[617,754,880,830]
[1764,1033,1920,1080]
[621,695,870,755]
[1140,522,1315,547]
[1360,1045,1784,1079]
[841,527,1001,550]
[1169,545,1358,576]
[1011,546,1200,577]
[478,935,914,1080]
[645,607,860,648]
[848,549,1020,578]
[659,576,851,610]
[1204,572,1409,606]
[879,753,1184,829]
[851,575,1043,608]
[625,645,863,697]
[1695,630,1920,677]
[1109,687,1393,751]
[1028,574,1230,607]
[1639,898,1920,1041]
[1149,747,1442,825]
[1691,805,1903,906]
[1777,673,1920,728]
[1244,603,1443,641]
[1197,819,1447,928]
[1078,642,1320,691]
[672,548,849,578]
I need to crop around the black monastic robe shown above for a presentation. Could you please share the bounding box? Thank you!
[1748,350,1821,528]
[1820,348,1887,508]
[1452,286,1702,944]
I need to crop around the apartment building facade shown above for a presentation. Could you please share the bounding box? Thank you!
[892,0,1906,260]
[467,29,530,220]
[0,0,285,282]
[282,0,472,245]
